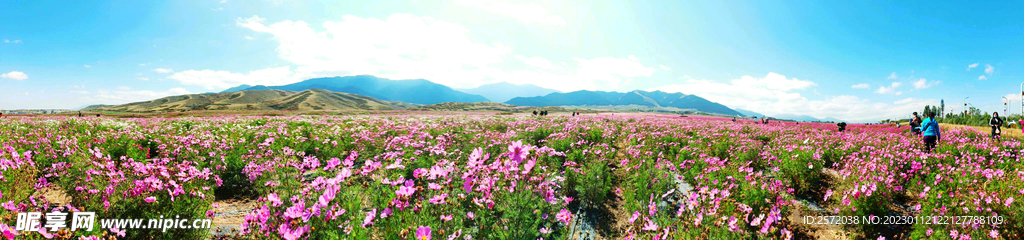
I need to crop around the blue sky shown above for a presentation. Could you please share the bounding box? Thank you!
[1,0,1022,122]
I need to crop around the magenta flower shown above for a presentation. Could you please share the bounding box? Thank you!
[144,196,156,203]
[522,158,536,174]
[642,217,658,231]
[463,176,475,193]
[362,208,377,228]
[416,226,431,240]
[556,209,572,225]
[628,211,639,223]
[324,157,341,171]
[283,201,305,220]
[1,224,18,239]
[466,211,475,220]
[268,193,283,207]
[507,140,530,165]
[396,180,416,197]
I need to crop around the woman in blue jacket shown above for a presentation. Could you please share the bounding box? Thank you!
[921,111,941,152]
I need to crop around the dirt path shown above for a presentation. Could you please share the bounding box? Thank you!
[208,198,256,237]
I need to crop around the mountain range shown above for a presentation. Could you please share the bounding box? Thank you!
[506,90,744,116]
[85,89,416,112]
[81,74,849,120]
[457,82,560,103]
[773,114,845,123]
[221,75,488,105]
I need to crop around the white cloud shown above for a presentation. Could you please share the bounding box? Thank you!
[875,82,902,95]
[457,0,566,25]
[3,39,22,44]
[979,75,987,80]
[659,65,671,71]
[887,72,898,79]
[245,36,253,40]
[985,64,994,75]
[650,72,931,122]
[167,66,295,90]
[139,63,147,66]
[153,68,174,74]
[571,56,655,88]
[1,71,28,80]
[913,78,939,89]
[967,63,979,71]
[851,83,869,89]
[84,87,191,105]
[515,55,560,70]
[70,90,89,94]
[136,77,150,81]
[212,7,224,11]
[210,14,656,92]
[83,64,91,68]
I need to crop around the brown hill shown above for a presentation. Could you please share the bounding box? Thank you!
[84,89,417,113]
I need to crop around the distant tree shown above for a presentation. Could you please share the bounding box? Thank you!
[940,99,945,116]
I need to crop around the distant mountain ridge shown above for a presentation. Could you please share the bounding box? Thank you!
[221,75,489,105]
[734,108,764,118]
[506,90,743,116]
[85,89,416,112]
[411,102,567,112]
[458,82,560,102]
[773,114,845,123]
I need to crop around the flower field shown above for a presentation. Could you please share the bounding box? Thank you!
[1,113,1022,239]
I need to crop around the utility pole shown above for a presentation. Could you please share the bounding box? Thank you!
[1005,97,1010,116]
[964,97,969,116]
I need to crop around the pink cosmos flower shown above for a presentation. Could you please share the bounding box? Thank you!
[643,217,659,231]
[416,226,431,240]
[396,180,416,197]
[628,211,640,223]
[278,223,308,240]
[508,140,530,165]
[539,227,551,234]
[324,157,341,171]
[111,227,126,237]
[283,201,305,220]
[466,212,475,220]
[144,196,156,203]
[727,216,738,232]
[414,168,428,178]
[556,209,572,225]
[463,176,475,193]
[1006,197,1014,207]
[989,229,998,239]
[362,208,377,228]
[268,193,283,207]
[522,159,536,174]
[1,223,18,240]
[440,215,452,222]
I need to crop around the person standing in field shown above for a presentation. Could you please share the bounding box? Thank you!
[910,112,922,135]
[989,112,1003,139]
[837,122,847,132]
[921,111,941,153]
